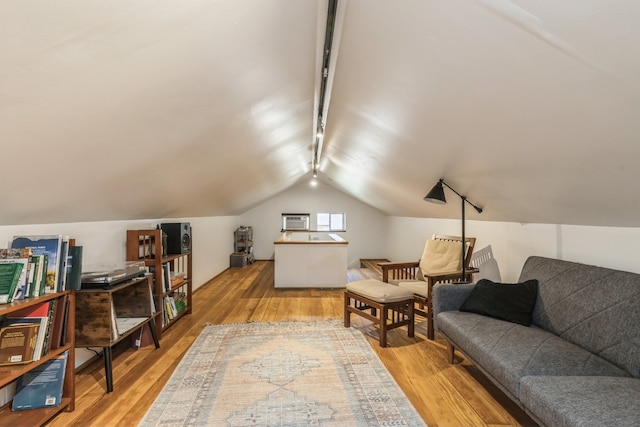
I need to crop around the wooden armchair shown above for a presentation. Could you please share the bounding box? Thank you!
[378,234,477,340]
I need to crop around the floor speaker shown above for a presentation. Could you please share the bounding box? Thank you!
[161,222,191,254]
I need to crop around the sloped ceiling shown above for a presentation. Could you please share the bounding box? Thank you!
[1,0,639,227]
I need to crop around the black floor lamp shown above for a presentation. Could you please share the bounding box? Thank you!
[424,179,483,282]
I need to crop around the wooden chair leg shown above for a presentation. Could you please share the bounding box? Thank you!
[343,290,414,347]
[344,293,351,327]
[380,306,388,347]
[426,313,434,340]
[407,302,414,338]
[425,297,436,340]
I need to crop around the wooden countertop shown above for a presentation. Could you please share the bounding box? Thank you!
[274,231,348,244]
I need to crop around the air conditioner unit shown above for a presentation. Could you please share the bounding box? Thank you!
[282,213,310,231]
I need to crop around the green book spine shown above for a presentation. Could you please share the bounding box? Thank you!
[38,255,49,298]
[65,246,83,291]
[0,263,24,304]
[28,256,40,298]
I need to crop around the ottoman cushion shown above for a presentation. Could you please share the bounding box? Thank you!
[347,279,414,303]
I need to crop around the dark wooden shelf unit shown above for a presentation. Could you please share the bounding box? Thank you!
[125,229,192,339]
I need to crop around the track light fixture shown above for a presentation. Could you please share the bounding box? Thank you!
[311,0,338,179]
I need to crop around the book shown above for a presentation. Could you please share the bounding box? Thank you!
[49,294,68,350]
[131,322,155,350]
[0,249,33,260]
[0,248,33,302]
[0,263,24,304]
[170,272,185,287]
[42,300,57,355]
[168,295,178,318]
[8,259,29,302]
[4,300,55,361]
[0,323,39,365]
[115,317,147,337]
[110,300,119,341]
[162,263,171,292]
[28,254,41,298]
[0,381,17,408]
[3,300,55,361]
[11,350,68,411]
[65,246,83,291]
[8,300,57,359]
[164,296,175,321]
[37,255,49,297]
[147,280,156,314]
[57,237,69,292]
[5,319,47,361]
[11,235,63,294]
[174,293,186,313]
[58,296,70,348]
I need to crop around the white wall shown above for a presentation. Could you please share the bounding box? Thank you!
[386,217,640,282]
[187,216,239,288]
[0,216,238,291]
[4,200,638,368]
[0,215,238,368]
[239,180,388,268]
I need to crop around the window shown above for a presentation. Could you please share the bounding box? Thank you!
[317,213,346,231]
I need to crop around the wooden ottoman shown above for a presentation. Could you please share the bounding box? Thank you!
[344,279,415,347]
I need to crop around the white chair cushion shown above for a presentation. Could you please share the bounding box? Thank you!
[346,279,414,303]
[419,239,462,278]
[397,280,429,297]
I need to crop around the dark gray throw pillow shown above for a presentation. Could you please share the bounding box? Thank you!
[459,279,538,326]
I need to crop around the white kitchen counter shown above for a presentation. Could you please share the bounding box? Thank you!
[273,231,348,288]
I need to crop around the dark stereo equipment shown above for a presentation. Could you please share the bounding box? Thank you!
[161,222,191,254]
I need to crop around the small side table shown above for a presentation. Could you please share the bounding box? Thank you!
[75,275,160,392]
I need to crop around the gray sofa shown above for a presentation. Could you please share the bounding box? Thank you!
[433,256,640,427]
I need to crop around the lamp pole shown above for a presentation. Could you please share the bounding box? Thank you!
[424,179,483,283]
[461,195,466,282]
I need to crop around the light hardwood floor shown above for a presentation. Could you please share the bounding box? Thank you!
[50,261,536,427]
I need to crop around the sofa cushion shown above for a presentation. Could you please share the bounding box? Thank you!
[519,376,640,427]
[437,311,630,398]
[460,279,538,326]
[518,256,640,378]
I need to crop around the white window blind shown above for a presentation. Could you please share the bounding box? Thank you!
[317,213,346,231]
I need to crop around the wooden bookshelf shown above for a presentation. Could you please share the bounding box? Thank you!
[0,291,75,426]
[125,229,192,339]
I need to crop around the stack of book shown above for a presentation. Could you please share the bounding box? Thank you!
[0,235,83,304]
[170,272,185,288]
[162,291,187,325]
[0,248,41,303]
[10,235,68,295]
[0,295,70,366]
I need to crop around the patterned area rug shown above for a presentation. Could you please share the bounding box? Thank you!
[139,320,427,426]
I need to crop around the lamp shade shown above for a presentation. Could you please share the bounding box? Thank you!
[424,181,446,204]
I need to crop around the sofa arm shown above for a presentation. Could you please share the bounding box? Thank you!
[432,283,475,331]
